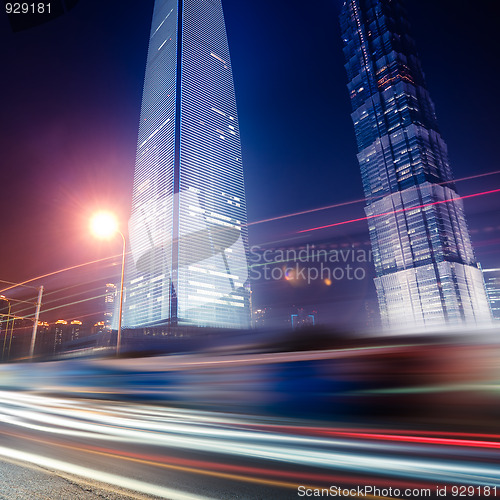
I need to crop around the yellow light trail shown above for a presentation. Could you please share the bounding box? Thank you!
[0,253,123,294]
[0,429,396,500]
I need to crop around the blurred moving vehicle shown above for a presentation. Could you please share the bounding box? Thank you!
[1,328,499,428]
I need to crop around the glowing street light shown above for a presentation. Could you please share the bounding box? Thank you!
[90,211,119,240]
[90,211,125,356]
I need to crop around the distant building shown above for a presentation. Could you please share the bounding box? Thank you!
[340,0,491,329]
[92,321,106,335]
[48,319,83,353]
[1,316,92,359]
[69,320,83,341]
[483,269,500,320]
[35,321,50,355]
[53,320,68,353]
[291,308,317,329]
[253,308,272,329]
[363,300,379,330]
[104,283,117,330]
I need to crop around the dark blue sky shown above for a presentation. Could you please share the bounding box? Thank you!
[1,0,499,324]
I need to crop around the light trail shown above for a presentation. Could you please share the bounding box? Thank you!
[3,172,499,316]
[298,187,500,233]
[0,446,212,500]
[11,283,109,318]
[250,423,500,441]
[0,279,38,290]
[0,253,124,294]
[6,268,124,322]
[0,429,422,498]
[246,169,500,227]
[314,430,500,450]
[8,291,109,321]
[1,391,500,492]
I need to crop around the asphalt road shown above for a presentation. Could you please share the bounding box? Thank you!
[0,457,148,500]
[1,390,500,499]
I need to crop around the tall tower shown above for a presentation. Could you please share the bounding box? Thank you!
[123,0,250,329]
[340,0,491,329]
[103,283,116,330]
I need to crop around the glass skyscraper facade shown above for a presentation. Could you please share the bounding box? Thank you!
[122,0,250,329]
[482,269,500,321]
[340,0,491,329]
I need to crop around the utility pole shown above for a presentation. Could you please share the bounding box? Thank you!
[116,231,126,357]
[29,286,44,360]
[1,300,11,361]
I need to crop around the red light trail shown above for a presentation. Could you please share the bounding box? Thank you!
[0,253,123,294]
[235,422,500,450]
[298,187,500,234]
[246,169,500,227]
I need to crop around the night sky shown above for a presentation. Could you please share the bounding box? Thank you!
[1,0,499,326]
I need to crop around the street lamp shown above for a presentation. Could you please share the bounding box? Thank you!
[90,211,126,356]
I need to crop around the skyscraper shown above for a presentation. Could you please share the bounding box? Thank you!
[103,283,116,330]
[122,0,250,329]
[340,0,491,329]
[482,268,500,320]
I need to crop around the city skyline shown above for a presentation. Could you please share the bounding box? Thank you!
[1,3,500,495]
[0,0,499,328]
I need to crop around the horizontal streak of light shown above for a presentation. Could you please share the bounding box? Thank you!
[19,292,109,320]
[0,428,407,499]
[320,431,500,450]
[2,392,500,491]
[0,446,212,500]
[7,268,121,319]
[0,296,36,305]
[40,438,315,492]
[15,274,118,307]
[249,423,500,442]
[2,397,500,487]
[0,407,439,497]
[0,279,38,290]
[11,285,110,318]
[298,188,500,233]
[0,254,124,294]
[247,169,500,227]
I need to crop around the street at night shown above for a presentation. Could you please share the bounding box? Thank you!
[1,337,500,498]
[1,0,500,498]
[1,381,500,499]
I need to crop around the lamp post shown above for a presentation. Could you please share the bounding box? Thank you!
[90,212,126,356]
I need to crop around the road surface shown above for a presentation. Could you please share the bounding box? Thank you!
[1,390,500,499]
